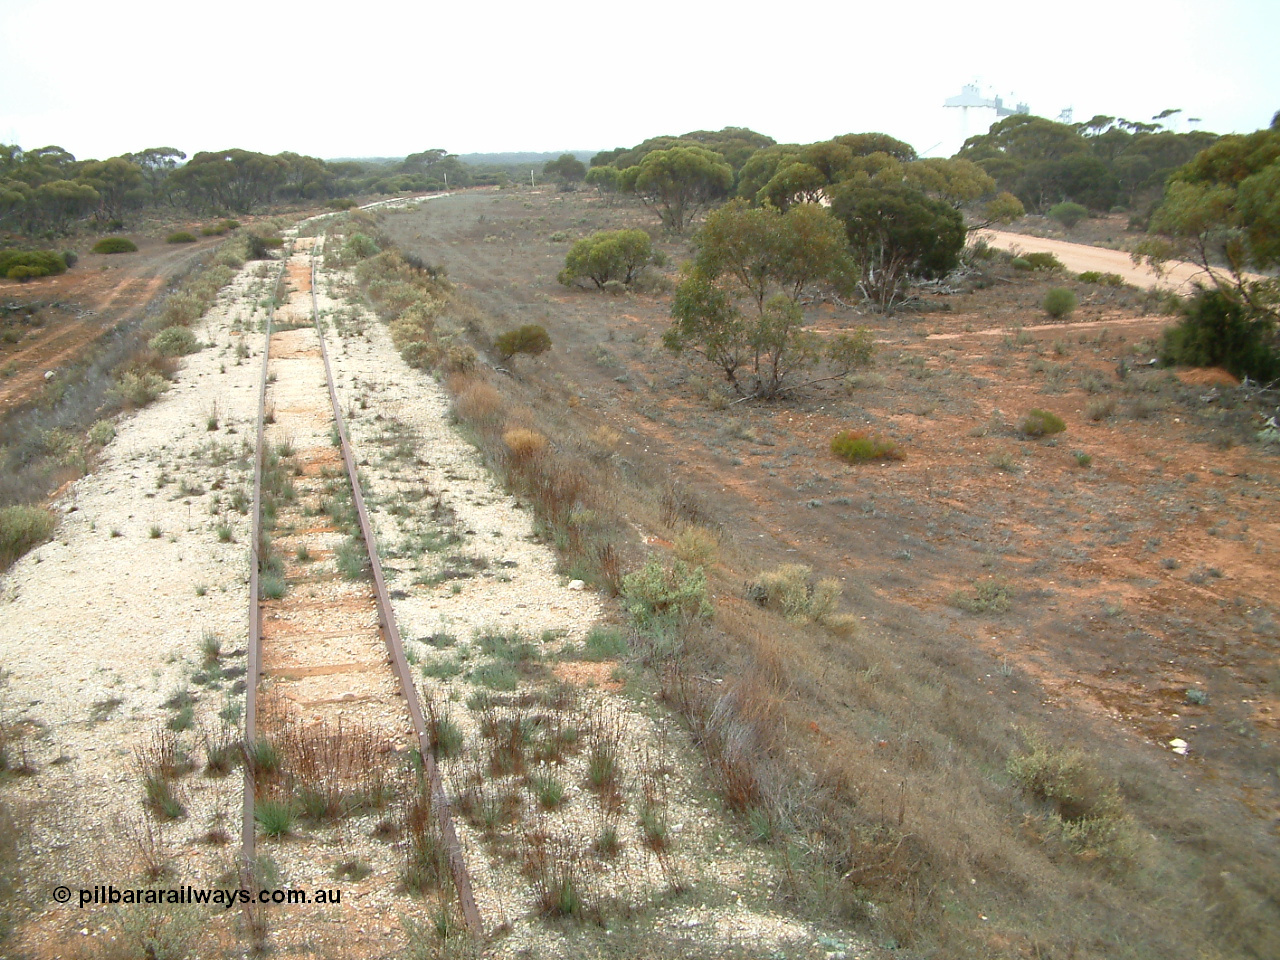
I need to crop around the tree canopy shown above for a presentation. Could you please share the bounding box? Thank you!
[621,146,734,233]
[829,182,966,312]
[665,200,856,397]
[1137,122,1280,326]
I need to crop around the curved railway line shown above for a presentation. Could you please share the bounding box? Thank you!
[239,237,480,935]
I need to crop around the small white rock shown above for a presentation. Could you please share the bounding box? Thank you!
[567,579,585,591]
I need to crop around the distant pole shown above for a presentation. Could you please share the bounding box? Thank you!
[530,170,535,189]
[444,172,448,190]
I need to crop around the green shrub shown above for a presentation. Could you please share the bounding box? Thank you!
[165,232,198,244]
[0,505,56,570]
[1023,251,1063,272]
[1,249,69,280]
[246,234,284,260]
[200,219,239,237]
[1159,287,1279,382]
[110,370,169,407]
[92,237,138,255]
[620,556,712,630]
[748,564,842,622]
[1010,257,1033,271]
[1008,733,1133,862]
[149,326,201,357]
[1048,202,1088,230]
[88,419,116,447]
[1078,270,1125,286]
[830,429,902,463]
[1043,288,1077,319]
[494,324,552,361]
[343,233,380,261]
[1021,408,1066,437]
[950,578,1012,613]
[558,229,654,289]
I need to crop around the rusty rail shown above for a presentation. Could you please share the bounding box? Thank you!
[309,257,482,932]
[240,255,285,887]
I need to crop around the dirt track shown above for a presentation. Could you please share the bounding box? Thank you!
[978,229,1224,293]
[0,234,220,409]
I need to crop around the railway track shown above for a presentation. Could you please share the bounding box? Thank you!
[239,237,479,938]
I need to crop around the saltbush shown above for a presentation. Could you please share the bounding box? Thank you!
[621,556,712,630]
[149,326,201,357]
[0,249,68,280]
[92,237,138,255]
[1021,408,1066,437]
[1043,288,1077,319]
[830,429,902,463]
[494,324,552,361]
[166,231,198,244]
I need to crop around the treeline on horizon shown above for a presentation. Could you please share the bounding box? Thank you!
[0,111,1225,240]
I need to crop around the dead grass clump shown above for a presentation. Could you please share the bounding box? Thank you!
[672,525,719,567]
[503,427,548,463]
[452,377,504,427]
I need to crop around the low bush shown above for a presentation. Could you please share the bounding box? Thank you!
[1048,202,1088,230]
[1043,288,1077,319]
[0,249,68,280]
[1008,733,1133,863]
[200,219,239,236]
[1021,408,1066,437]
[494,324,552,361]
[1010,256,1032,271]
[149,326,200,357]
[165,232,197,244]
[1159,286,1279,382]
[246,234,284,260]
[502,427,547,462]
[1023,251,1064,272]
[950,578,1012,613]
[830,429,902,463]
[0,505,56,570]
[92,237,138,254]
[1078,270,1125,286]
[620,556,712,631]
[110,369,169,408]
[343,233,380,261]
[747,563,842,622]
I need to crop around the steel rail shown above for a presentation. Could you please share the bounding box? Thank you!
[240,253,285,888]
[308,256,482,933]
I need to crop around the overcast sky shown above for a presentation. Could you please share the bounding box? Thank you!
[2,0,1277,164]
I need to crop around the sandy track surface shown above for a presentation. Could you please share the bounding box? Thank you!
[976,229,1258,293]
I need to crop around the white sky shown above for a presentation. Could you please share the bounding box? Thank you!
[2,0,1277,163]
